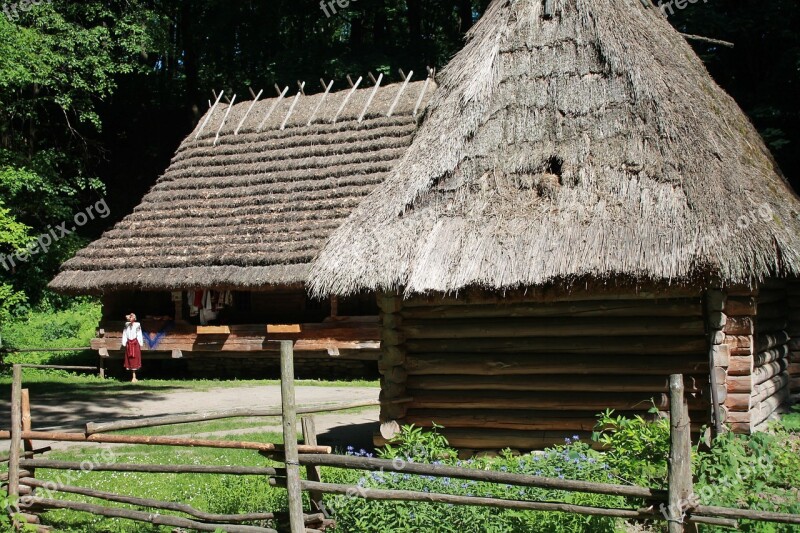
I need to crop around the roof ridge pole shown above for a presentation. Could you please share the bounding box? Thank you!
[358,73,384,122]
[333,76,363,124]
[413,69,433,118]
[387,70,413,117]
[281,82,305,131]
[234,89,264,135]
[257,86,290,132]
[195,90,224,140]
[212,94,237,146]
[307,80,335,126]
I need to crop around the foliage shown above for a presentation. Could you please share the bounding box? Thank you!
[592,407,671,488]
[694,412,800,532]
[323,426,624,533]
[0,299,101,368]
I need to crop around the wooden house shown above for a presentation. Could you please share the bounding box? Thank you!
[50,76,435,378]
[309,0,800,449]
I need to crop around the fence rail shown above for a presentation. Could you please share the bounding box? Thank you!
[3,353,800,532]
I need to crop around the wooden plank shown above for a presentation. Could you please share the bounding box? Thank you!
[268,324,301,334]
[197,326,231,335]
[405,374,709,393]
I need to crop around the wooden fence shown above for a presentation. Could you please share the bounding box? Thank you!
[3,346,800,532]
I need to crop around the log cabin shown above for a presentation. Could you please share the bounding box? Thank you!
[49,77,435,378]
[309,0,800,450]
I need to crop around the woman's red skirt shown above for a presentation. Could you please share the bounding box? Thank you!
[125,341,142,371]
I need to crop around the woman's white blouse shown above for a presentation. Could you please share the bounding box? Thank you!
[122,322,144,347]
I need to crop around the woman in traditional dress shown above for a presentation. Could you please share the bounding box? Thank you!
[121,313,143,382]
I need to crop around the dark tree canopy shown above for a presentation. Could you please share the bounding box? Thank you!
[0,0,797,317]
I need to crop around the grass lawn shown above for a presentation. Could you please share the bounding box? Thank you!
[31,433,296,532]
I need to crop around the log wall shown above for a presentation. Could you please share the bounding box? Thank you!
[789,279,800,395]
[377,287,712,450]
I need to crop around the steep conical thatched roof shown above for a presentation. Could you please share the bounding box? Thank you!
[50,78,435,293]
[310,0,800,297]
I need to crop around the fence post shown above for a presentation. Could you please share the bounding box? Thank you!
[668,374,693,533]
[301,416,324,512]
[280,340,304,533]
[9,365,22,502]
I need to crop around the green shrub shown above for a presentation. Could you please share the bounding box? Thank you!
[694,415,800,532]
[0,299,100,367]
[592,407,670,488]
[322,426,626,533]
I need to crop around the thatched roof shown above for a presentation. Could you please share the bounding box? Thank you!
[50,78,435,293]
[310,0,800,297]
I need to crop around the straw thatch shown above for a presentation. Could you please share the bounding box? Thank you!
[50,79,435,293]
[310,0,800,297]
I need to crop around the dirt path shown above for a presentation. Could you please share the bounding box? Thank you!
[0,385,381,452]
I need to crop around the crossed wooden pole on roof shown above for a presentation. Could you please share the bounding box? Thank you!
[194,67,436,144]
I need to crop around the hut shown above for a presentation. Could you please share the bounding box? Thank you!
[309,0,800,450]
[50,75,435,378]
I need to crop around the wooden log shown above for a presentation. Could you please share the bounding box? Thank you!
[405,336,707,355]
[756,331,790,353]
[9,365,22,500]
[711,330,725,345]
[20,477,279,523]
[754,345,790,368]
[405,390,707,411]
[0,447,51,464]
[705,290,725,312]
[22,497,276,533]
[405,354,708,376]
[378,346,406,369]
[86,399,389,434]
[752,360,788,387]
[727,375,753,394]
[791,377,800,393]
[402,409,710,433]
[708,311,727,330]
[725,297,756,316]
[696,504,800,526]
[756,289,787,304]
[727,356,753,376]
[301,417,324,513]
[756,320,788,335]
[711,344,729,368]
[401,299,703,320]
[668,375,693,533]
[752,386,790,426]
[752,373,790,404]
[723,316,754,336]
[401,317,706,339]
[756,304,789,321]
[279,340,305,533]
[725,335,752,350]
[406,374,709,393]
[0,431,331,454]
[401,299,704,320]
[725,393,752,411]
[19,459,279,476]
[296,452,666,499]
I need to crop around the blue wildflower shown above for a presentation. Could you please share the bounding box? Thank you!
[572,435,580,441]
